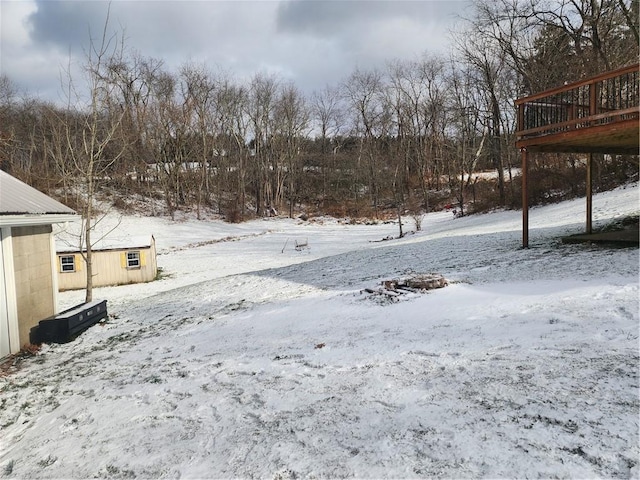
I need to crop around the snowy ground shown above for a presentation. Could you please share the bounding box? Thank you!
[1,184,638,479]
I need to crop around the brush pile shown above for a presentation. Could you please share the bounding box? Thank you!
[363,273,448,303]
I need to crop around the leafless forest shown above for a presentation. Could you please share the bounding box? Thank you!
[1,0,638,223]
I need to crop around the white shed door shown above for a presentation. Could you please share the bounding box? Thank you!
[0,228,10,358]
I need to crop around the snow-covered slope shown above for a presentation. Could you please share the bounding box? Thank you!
[1,184,638,479]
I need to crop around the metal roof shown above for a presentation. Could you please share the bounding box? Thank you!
[56,235,155,253]
[0,170,76,215]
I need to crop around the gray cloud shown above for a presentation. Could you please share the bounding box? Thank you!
[2,0,468,104]
[274,0,465,91]
[276,0,462,35]
[28,1,113,51]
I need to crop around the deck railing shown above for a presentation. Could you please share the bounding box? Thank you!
[516,63,639,142]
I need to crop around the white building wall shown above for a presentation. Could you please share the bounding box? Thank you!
[0,227,20,357]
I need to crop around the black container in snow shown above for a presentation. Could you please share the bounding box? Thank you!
[30,300,108,344]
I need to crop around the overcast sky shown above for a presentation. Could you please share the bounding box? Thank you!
[1,0,470,104]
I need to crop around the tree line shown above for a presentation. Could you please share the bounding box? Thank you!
[1,0,638,224]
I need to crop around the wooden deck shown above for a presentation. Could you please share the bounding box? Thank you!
[515,63,639,248]
[515,63,639,155]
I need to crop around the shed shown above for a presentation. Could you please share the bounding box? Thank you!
[56,236,158,291]
[0,170,77,357]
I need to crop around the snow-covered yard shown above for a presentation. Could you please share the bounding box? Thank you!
[1,184,638,479]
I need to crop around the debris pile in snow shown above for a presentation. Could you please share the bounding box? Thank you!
[386,273,448,290]
[363,273,448,303]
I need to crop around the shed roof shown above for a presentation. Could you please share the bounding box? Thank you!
[0,170,76,215]
[56,235,155,253]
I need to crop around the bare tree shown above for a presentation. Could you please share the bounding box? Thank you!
[214,78,249,220]
[103,53,164,210]
[386,56,449,212]
[0,75,19,170]
[273,82,309,217]
[146,69,189,219]
[180,63,216,219]
[469,0,639,93]
[247,73,279,214]
[447,61,486,216]
[342,68,386,217]
[454,11,518,206]
[58,11,128,302]
[310,85,345,206]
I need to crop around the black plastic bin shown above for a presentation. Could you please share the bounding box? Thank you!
[30,300,108,344]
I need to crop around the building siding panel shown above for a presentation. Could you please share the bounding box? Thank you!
[12,225,55,346]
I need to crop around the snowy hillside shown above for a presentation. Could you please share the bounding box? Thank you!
[1,184,638,479]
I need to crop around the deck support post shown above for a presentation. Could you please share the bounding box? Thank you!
[586,153,593,234]
[521,148,529,248]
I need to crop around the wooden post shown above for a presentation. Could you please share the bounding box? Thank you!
[589,81,598,123]
[521,148,529,248]
[586,152,593,234]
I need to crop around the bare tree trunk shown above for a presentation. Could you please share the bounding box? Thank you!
[58,8,128,303]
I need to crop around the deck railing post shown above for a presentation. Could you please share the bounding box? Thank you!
[589,81,599,123]
[521,148,529,248]
[517,102,524,132]
[586,153,593,233]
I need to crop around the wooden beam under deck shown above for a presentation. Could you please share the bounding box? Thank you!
[516,115,639,155]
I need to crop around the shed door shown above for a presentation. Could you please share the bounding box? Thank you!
[0,228,10,357]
